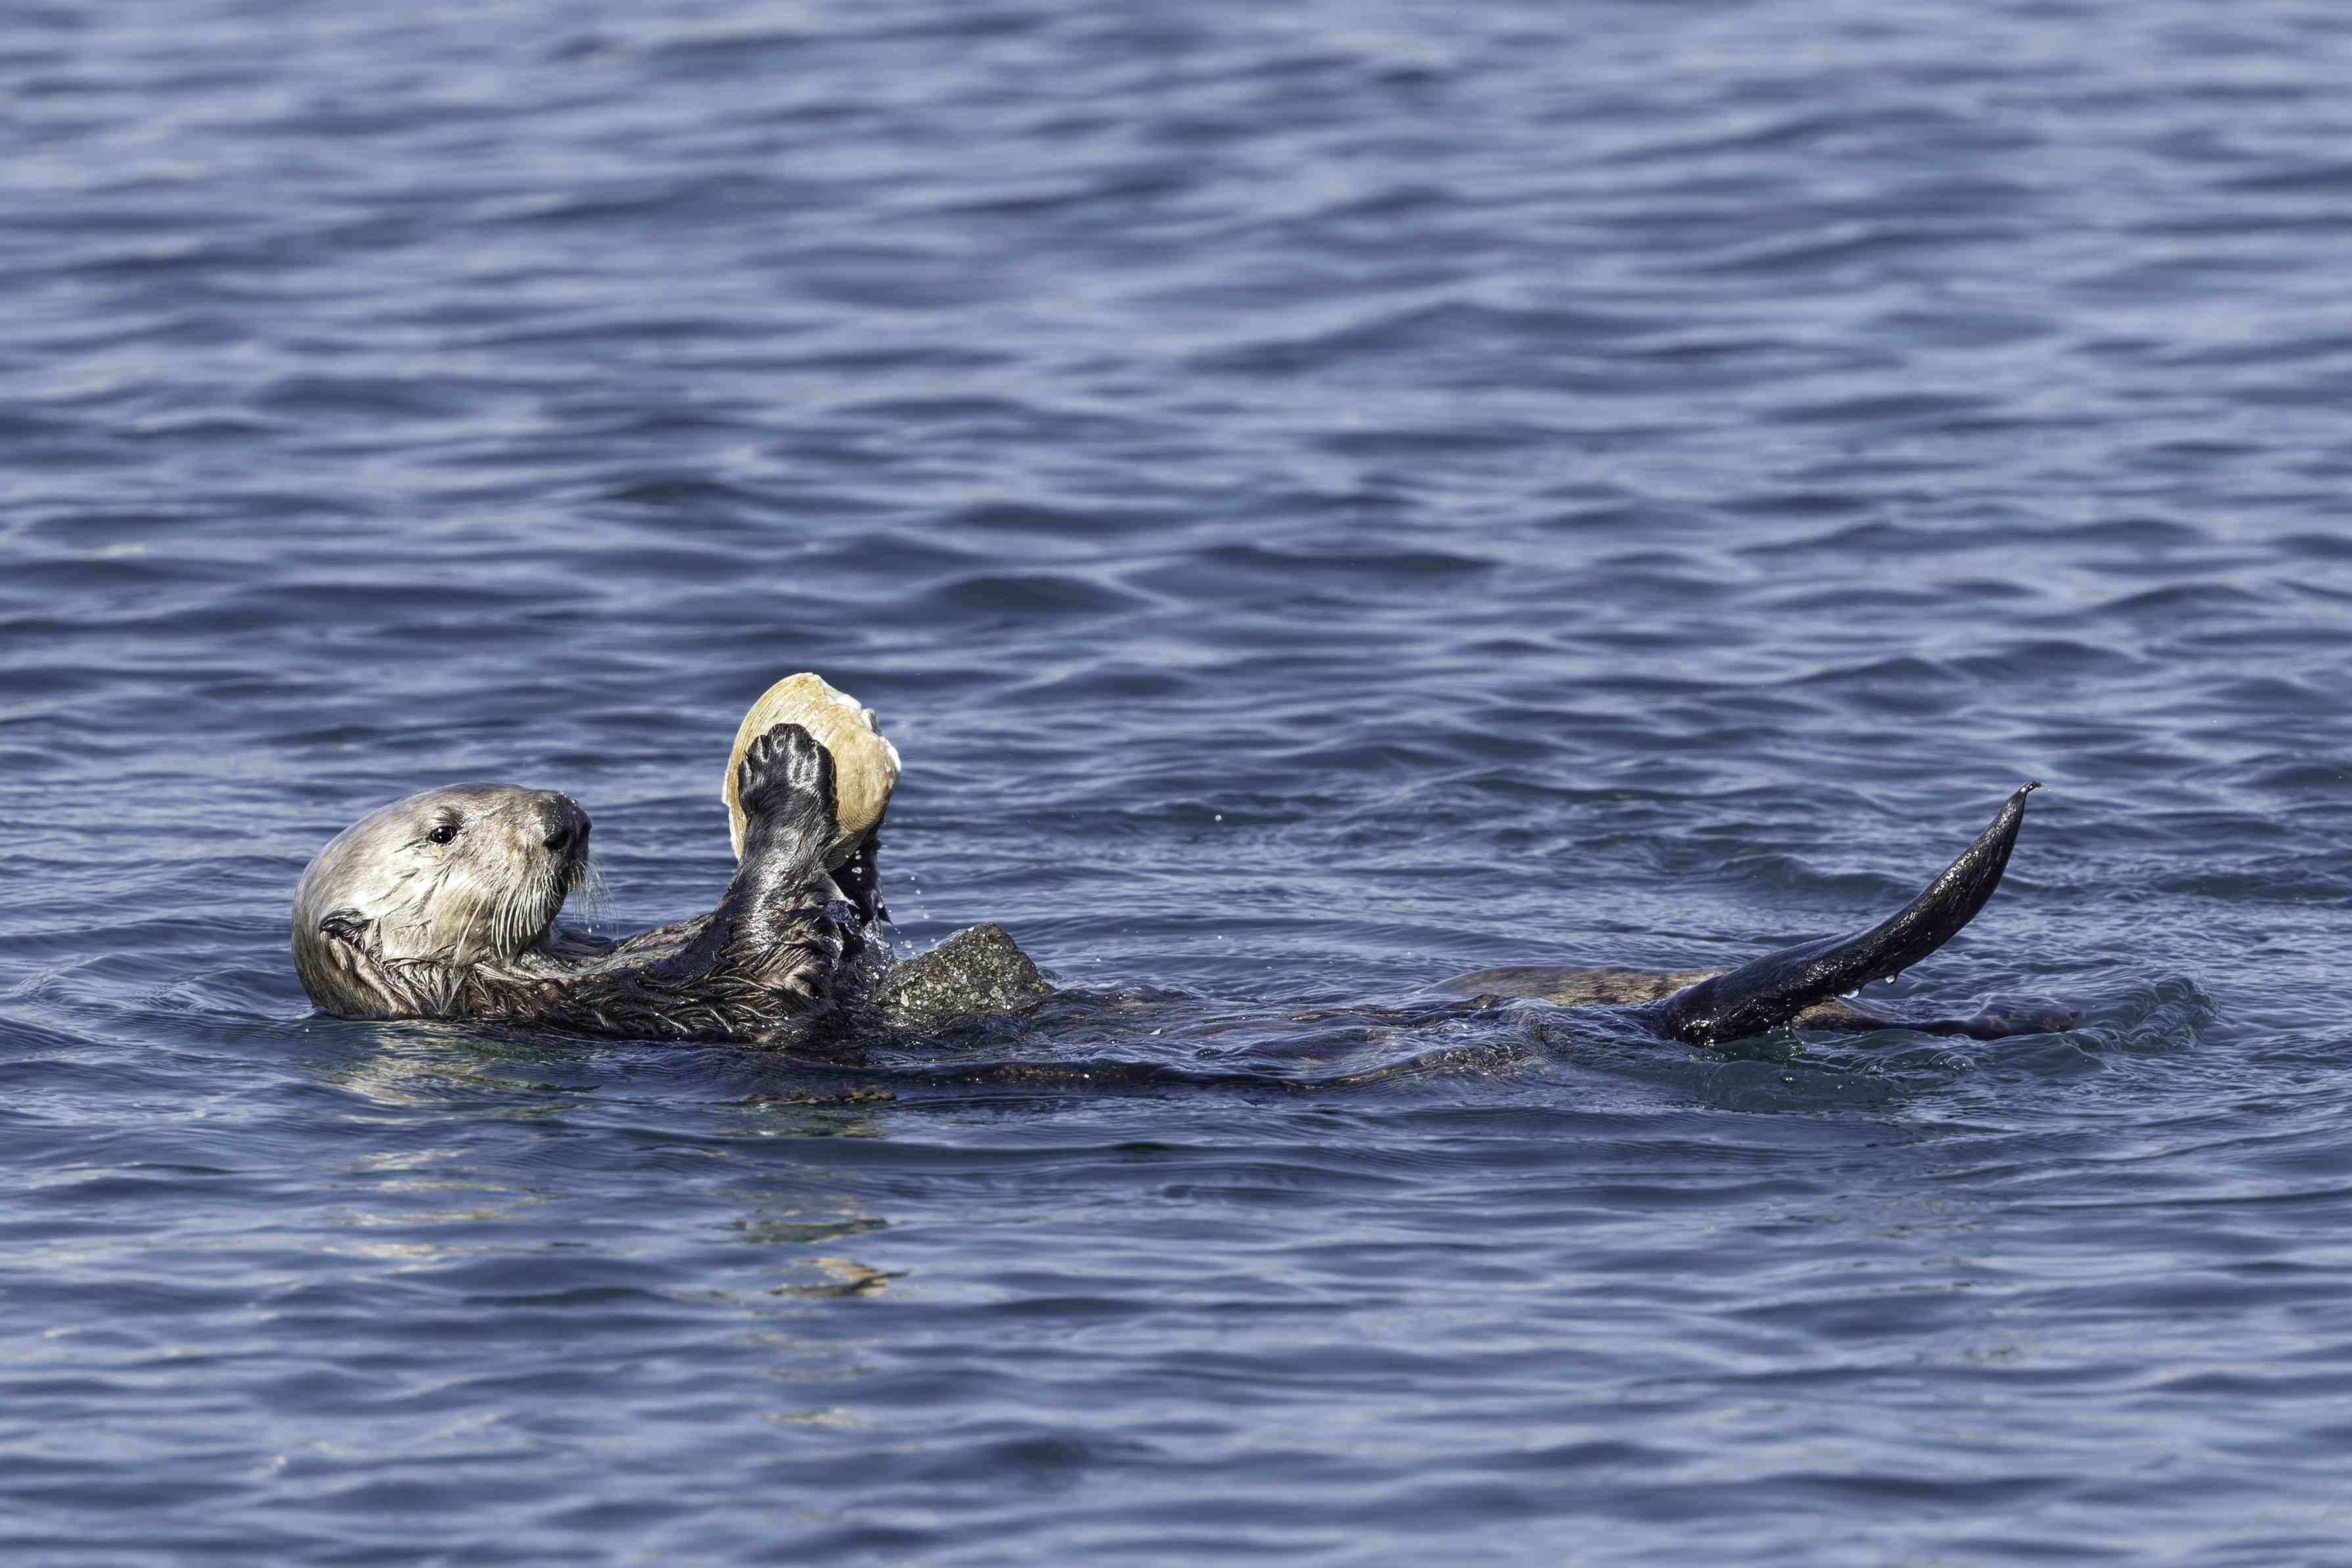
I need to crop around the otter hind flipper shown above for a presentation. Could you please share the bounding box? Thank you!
[1638,783,2039,1048]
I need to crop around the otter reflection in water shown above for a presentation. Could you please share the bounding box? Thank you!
[292,723,2069,1050]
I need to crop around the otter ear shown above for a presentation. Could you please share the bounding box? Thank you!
[318,909,373,948]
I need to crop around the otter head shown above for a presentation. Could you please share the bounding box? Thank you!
[292,784,592,1018]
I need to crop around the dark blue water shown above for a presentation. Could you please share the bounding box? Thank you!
[7,1,2352,1561]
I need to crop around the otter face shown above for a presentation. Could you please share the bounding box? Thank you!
[292,784,592,1018]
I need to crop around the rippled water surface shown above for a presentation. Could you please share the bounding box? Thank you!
[7,1,2352,1561]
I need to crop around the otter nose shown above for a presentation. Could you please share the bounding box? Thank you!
[536,794,591,854]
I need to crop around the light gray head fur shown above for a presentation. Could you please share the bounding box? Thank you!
[292,784,591,1018]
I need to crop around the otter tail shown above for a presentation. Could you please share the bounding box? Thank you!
[1637,783,2038,1048]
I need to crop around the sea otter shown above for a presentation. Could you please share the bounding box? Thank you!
[293,713,2062,1046]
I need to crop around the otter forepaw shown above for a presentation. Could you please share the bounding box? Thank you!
[738,721,837,838]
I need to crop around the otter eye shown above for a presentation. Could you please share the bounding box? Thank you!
[427,822,461,845]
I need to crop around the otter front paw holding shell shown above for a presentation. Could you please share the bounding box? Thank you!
[721,673,901,868]
[735,722,836,843]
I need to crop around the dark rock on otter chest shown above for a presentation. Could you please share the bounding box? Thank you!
[871,923,1052,1032]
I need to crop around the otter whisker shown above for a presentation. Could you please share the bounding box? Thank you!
[522,868,555,945]
[459,895,494,966]
[496,873,537,958]
[446,855,509,966]
[569,858,613,933]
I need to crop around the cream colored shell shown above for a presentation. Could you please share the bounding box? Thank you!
[721,673,901,866]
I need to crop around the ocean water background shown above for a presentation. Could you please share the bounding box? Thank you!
[5,0,2352,1561]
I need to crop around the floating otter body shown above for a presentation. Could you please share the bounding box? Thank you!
[897,782,2066,1047]
[294,698,2060,1048]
